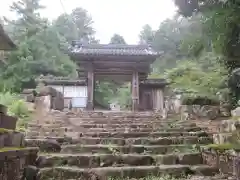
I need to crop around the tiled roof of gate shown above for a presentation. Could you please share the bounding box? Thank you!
[69,41,160,56]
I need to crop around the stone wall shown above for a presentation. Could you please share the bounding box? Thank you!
[202,117,240,179]
[0,148,38,180]
[213,119,240,144]
[0,103,39,180]
[202,148,240,178]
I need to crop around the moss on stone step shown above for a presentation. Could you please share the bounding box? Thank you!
[205,143,240,151]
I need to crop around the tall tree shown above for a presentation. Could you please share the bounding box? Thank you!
[109,34,126,44]
[0,0,77,91]
[139,24,155,45]
[53,7,97,43]
[173,0,240,106]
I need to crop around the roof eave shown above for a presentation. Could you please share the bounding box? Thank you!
[0,25,16,51]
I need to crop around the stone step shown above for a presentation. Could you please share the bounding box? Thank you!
[38,165,218,179]
[72,136,212,146]
[37,152,204,168]
[69,123,197,128]
[69,119,192,125]
[27,122,197,129]
[26,131,66,138]
[26,130,209,139]
[81,131,209,138]
[0,130,25,148]
[75,126,203,133]
[26,136,212,147]
[25,136,73,144]
[27,126,204,134]
[60,144,203,154]
[28,120,66,126]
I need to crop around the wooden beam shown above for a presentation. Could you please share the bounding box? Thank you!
[77,64,150,72]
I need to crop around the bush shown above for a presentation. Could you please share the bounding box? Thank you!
[0,92,31,130]
[8,100,29,118]
[182,94,220,106]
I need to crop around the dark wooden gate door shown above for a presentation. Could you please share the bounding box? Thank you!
[144,91,152,111]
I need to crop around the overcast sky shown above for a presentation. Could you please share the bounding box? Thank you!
[0,0,177,44]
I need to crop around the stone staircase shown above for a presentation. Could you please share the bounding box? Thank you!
[25,111,221,180]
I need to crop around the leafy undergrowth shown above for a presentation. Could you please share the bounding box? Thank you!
[0,92,31,131]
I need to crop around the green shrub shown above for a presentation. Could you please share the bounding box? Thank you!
[8,100,29,118]
[182,94,220,106]
[0,92,31,130]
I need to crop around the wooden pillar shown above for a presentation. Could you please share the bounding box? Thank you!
[131,71,139,111]
[155,89,162,111]
[87,66,95,110]
[139,86,143,111]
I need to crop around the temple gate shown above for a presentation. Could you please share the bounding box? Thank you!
[68,42,164,111]
[69,41,159,111]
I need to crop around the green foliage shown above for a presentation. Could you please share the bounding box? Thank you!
[95,81,116,107]
[52,7,97,43]
[174,0,240,107]
[0,0,79,92]
[0,92,30,129]
[113,83,131,109]
[8,100,29,118]
[139,12,231,107]
[110,34,126,44]
[181,94,220,106]
[164,55,228,98]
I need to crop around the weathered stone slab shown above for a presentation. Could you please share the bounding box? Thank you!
[38,165,217,180]
[178,153,203,165]
[0,147,38,180]
[0,131,25,148]
[202,149,240,178]
[82,131,208,138]
[25,139,61,152]
[0,114,17,130]
[60,144,199,154]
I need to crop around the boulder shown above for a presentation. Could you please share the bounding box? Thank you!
[178,153,203,165]
[25,139,61,152]
[0,114,18,130]
[37,86,58,97]
[21,165,39,180]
